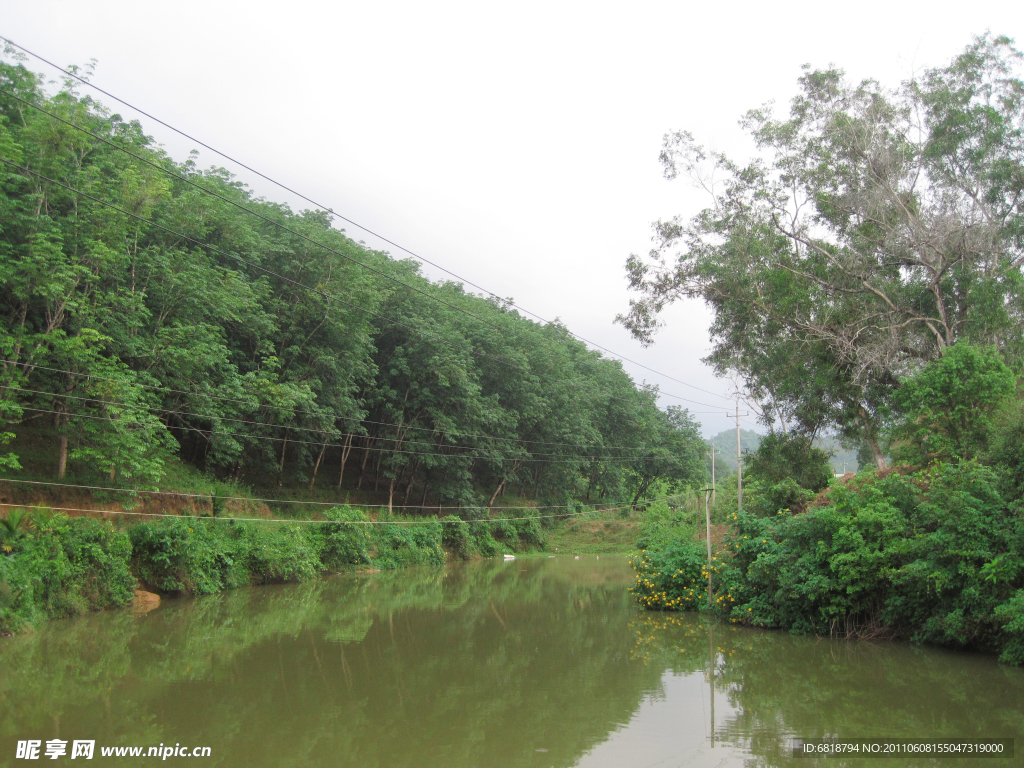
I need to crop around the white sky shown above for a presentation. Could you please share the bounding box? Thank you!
[3,0,1020,436]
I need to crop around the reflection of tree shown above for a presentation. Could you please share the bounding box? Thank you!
[629,613,1024,768]
[0,559,671,768]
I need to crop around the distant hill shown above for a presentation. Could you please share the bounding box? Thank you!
[814,435,860,474]
[706,429,860,475]
[706,429,762,471]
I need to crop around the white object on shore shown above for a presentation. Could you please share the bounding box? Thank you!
[503,554,516,560]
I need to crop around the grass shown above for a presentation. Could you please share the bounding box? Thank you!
[543,513,641,555]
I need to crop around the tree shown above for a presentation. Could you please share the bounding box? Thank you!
[624,405,706,507]
[743,432,833,492]
[0,49,701,509]
[889,343,1015,465]
[619,35,1024,470]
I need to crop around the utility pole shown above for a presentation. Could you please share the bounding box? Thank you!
[704,487,713,608]
[710,447,718,506]
[736,401,742,512]
[727,401,749,513]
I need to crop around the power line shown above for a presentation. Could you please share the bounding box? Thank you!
[0,156,726,412]
[2,384,660,459]
[0,362,720,454]
[0,35,733,404]
[0,495,672,525]
[18,406,674,465]
[0,360,688,450]
[0,477,654,511]
[5,86,723,405]
[0,88,513,341]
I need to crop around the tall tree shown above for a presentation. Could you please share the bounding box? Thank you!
[619,35,1024,469]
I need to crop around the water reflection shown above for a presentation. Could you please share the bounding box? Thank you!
[1,557,1022,768]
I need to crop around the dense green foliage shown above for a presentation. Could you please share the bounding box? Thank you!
[633,463,1024,663]
[634,346,1024,663]
[0,514,134,631]
[0,507,542,634]
[890,344,1016,465]
[633,346,1024,663]
[743,432,833,492]
[0,52,705,513]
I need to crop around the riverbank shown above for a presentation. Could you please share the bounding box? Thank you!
[0,508,545,635]
[629,463,1024,665]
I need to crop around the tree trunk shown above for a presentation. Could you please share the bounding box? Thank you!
[53,406,68,478]
[400,459,419,506]
[357,436,372,490]
[866,433,888,471]
[860,409,888,471]
[488,478,506,509]
[388,476,395,514]
[309,442,327,491]
[337,433,354,489]
[278,434,288,487]
[57,434,68,479]
[419,482,428,511]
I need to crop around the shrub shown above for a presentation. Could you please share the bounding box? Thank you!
[318,507,373,568]
[632,462,1024,663]
[369,521,445,570]
[129,518,243,594]
[629,535,722,612]
[510,517,544,548]
[988,399,1024,506]
[467,522,501,558]
[441,516,472,559]
[234,522,321,583]
[0,517,135,633]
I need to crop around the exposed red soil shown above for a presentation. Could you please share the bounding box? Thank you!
[0,480,276,523]
[694,523,732,553]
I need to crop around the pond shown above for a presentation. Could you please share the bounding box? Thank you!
[1,556,1021,766]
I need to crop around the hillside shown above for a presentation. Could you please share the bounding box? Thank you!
[706,429,860,475]
[0,60,708,513]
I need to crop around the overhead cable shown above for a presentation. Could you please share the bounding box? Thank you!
[0,477,661,511]
[0,155,726,411]
[0,360,680,452]
[0,35,732,403]
[0,495,672,524]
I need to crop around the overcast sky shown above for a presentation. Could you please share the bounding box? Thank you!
[3,1,1020,436]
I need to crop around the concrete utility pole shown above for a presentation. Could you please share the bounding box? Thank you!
[704,487,713,608]
[727,401,749,513]
[710,448,718,506]
[736,403,742,511]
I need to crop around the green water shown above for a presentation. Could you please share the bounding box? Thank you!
[1,556,1022,767]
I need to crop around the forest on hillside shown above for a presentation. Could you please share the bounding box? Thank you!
[0,54,707,513]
